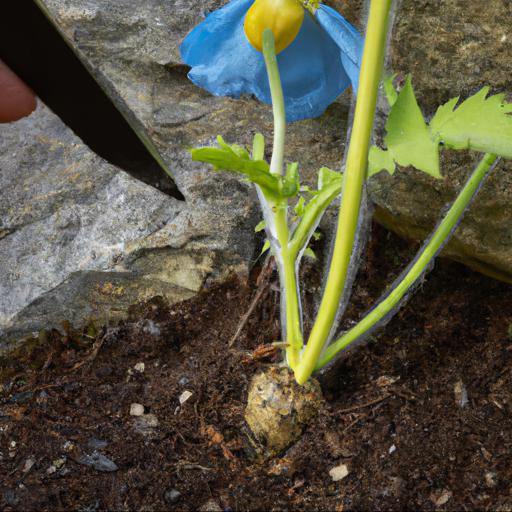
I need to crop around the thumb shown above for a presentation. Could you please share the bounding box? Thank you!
[0,58,37,123]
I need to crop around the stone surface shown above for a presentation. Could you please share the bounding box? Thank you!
[367,0,512,282]
[0,0,352,348]
[1,0,511,347]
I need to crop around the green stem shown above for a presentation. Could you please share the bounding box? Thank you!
[289,179,343,259]
[316,153,498,370]
[263,29,286,176]
[295,0,393,385]
[262,29,302,367]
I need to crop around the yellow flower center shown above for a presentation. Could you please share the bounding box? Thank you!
[244,0,306,54]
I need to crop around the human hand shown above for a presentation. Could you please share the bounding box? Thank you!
[0,58,37,123]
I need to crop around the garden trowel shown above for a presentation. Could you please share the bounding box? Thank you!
[0,0,183,199]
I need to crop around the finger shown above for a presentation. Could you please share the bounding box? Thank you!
[0,58,37,123]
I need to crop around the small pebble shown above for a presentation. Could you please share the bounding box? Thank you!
[22,458,35,473]
[132,414,159,437]
[430,489,452,506]
[130,403,145,416]
[485,471,497,488]
[164,489,181,504]
[78,451,118,472]
[376,375,399,387]
[454,380,469,408]
[63,441,75,452]
[53,458,66,469]
[200,499,222,512]
[389,444,397,454]
[329,464,349,482]
[179,390,193,405]
[3,490,18,507]
[134,362,145,373]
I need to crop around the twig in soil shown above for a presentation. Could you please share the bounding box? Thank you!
[69,333,107,372]
[342,413,368,433]
[229,256,275,347]
[335,394,391,415]
[175,460,214,478]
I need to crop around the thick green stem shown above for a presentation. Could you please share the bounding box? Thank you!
[263,29,286,176]
[295,0,393,385]
[262,29,302,367]
[316,153,498,370]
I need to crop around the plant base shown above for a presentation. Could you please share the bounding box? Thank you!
[244,366,323,460]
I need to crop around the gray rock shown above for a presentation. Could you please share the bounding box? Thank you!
[132,413,160,437]
[1,0,511,350]
[364,0,512,282]
[0,0,351,348]
[77,451,119,472]
[164,489,182,504]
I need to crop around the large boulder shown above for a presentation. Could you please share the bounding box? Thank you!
[366,0,512,282]
[0,0,350,348]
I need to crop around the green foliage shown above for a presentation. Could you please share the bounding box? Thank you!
[254,220,266,233]
[383,74,398,107]
[384,76,441,178]
[368,146,395,178]
[430,88,512,158]
[369,76,512,179]
[191,136,299,201]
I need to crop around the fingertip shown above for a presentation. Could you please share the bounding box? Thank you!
[0,59,37,123]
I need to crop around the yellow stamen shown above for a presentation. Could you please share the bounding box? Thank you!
[244,0,305,54]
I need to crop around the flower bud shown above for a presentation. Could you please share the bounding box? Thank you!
[244,0,305,54]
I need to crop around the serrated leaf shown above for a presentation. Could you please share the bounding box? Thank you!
[191,136,295,199]
[255,220,266,233]
[318,167,342,190]
[384,76,441,178]
[368,146,396,178]
[429,87,512,158]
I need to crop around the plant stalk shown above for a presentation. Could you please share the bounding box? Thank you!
[263,29,286,177]
[262,29,302,367]
[316,153,499,369]
[295,0,393,385]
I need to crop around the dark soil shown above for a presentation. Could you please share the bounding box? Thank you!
[1,224,511,511]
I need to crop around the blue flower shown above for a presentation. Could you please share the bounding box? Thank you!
[181,0,363,122]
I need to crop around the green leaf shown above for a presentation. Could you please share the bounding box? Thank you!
[294,196,306,217]
[430,87,512,158]
[303,247,317,260]
[191,136,287,198]
[281,162,300,197]
[255,220,266,233]
[384,76,441,178]
[260,240,271,256]
[383,74,398,107]
[368,146,396,178]
[317,167,342,190]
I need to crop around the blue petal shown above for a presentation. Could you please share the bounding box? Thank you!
[315,4,364,93]
[181,1,363,122]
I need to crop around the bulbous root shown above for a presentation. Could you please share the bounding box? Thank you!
[244,366,324,460]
